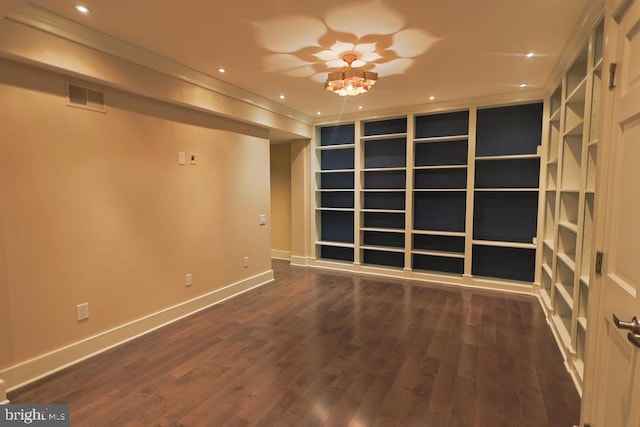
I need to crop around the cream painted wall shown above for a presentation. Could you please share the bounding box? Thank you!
[269,144,292,255]
[290,140,311,264]
[0,58,272,369]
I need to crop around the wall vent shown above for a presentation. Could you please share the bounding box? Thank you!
[66,83,106,112]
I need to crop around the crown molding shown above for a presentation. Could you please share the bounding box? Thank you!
[314,88,547,125]
[544,0,605,94]
[6,4,314,126]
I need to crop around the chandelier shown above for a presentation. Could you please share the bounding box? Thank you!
[325,54,378,96]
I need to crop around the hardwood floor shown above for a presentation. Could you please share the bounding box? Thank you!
[9,260,580,426]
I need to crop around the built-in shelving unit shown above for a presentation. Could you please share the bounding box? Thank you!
[315,101,544,288]
[472,103,542,282]
[360,117,407,268]
[412,110,469,274]
[315,123,356,263]
[537,19,603,391]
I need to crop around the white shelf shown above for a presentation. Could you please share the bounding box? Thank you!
[558,221,578,234]
[361,188,405,193]
[566,78,587,103]
[361,132,407,141]
[317,144,355,151]
[551,314,573,353]
[580,275,590,288]
[564,119,585,136]
[474,188,539,192]
[412,249,465,259]
[316,240,354,248]
[414,188,467,192]
[361,245,405,253]
[543,239,555,250]
[361,208,405,213]
[472,240,536,249]
[414,134,468,143]
[557,252,576,272]
[412,230,465,237]
[413,165,467,170]
[363,167,406,172]
[577,316,587,331]
[542,263,553,278]
[555,281,574,307]
[318,169,354,174]
[475,153,541,161]
[316,207,355,212]
[360,227,405,233]
[550,108,561,122]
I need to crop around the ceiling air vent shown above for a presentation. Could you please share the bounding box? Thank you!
[66,83,106,112]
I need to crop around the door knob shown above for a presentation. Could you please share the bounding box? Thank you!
[628,333,640,349]
[613,313,640,334]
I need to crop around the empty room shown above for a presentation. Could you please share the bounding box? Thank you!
[1,0,639,425]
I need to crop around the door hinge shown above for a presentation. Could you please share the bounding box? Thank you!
[595,251,604,276]
[609,62,617,89]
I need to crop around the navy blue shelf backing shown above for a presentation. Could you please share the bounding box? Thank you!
[472,245,535,282]
[363,212,405,229]
[414,139,468,167]
[414,168,467,189]
[320,123,355,146]
[363,230,405,248]
[413,234,465,253]
[476,103,543,156]
[363,117,407,136]
[364,138,406,168]
[415,110,469,138]
[475,158,540,188]
[363,249,405,268]
[363,192,405,210]
[414,192,466,232]
[319,172,354,189]
[364,170,406,189]
[320,211,354,243]
[413,254,464,274]
[321,148,354,170]
[473,192,538,243]
[320,245,354,262]
[320,192,354,209]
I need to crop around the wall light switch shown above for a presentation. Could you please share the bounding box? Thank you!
[178,152,186,165]
[243,256,249,268]
[185,273,193,287]
[77,302,89,321]
[258,214,266,225]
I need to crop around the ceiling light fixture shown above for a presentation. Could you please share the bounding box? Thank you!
[279,94,285,100]
[217,68,226,73]
[520,83,528,88]
[325,54,377,97]
[526,52,535,58]
[75,4,90,14]
[429,96,436,101]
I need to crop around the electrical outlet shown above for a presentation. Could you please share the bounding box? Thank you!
[243,256,249,268]
[185,273,192,287]
[77,303,89,321]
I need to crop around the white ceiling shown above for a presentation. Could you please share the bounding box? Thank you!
[5,0,594,123]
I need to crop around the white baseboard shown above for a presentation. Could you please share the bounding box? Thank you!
[290,255,309,266]
[0,378,7,404]
[1,270,274,393]
[271,249,292,261]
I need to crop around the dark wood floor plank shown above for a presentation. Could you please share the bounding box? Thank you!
[9,260,581,426]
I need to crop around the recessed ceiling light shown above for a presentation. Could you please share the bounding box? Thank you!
[520,83,528,88]
[526,52,535,58]
[316,111,321,116]
[429,96,436,101]
[358,106,363,110]
[279,94,285,100]
[75,4,90,14]
[217,68,226,74]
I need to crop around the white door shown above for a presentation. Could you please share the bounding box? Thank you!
[587,0,640,425]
